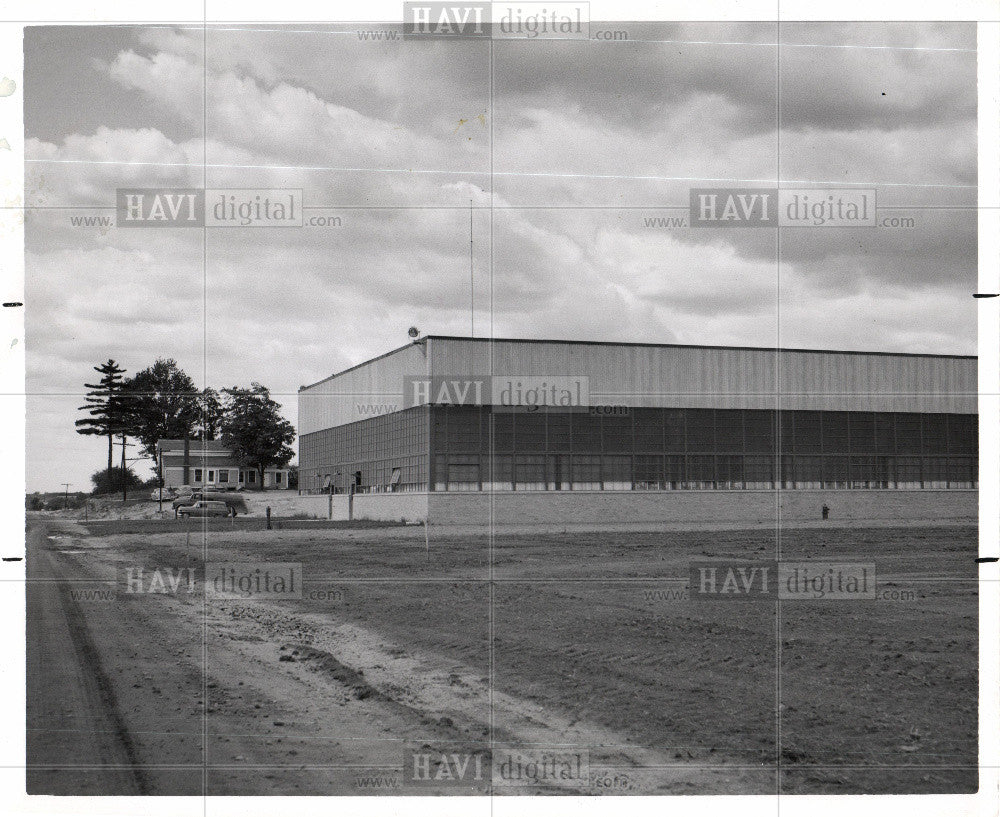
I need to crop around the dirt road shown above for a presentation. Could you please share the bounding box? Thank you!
[27,518,773,795]
[26,517,977,795]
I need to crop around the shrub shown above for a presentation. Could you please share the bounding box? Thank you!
[90,467,145,495]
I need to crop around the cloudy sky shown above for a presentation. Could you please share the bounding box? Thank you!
[24,22,977,491]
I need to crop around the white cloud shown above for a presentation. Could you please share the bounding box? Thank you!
[22,23,978,491]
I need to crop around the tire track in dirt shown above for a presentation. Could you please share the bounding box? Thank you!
[58,521,772,793]
[28,524,150,794]
[48,548,153,793]
[211,599,770,794]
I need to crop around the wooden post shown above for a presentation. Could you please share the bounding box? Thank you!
[121,436,127,502]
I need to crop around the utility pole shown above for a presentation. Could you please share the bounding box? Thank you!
[117,435,137,502]
[469,198,474,338]
[60,483,71,510]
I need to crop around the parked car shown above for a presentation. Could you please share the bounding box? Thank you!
[172,491,249,517]
[177,500,230,518]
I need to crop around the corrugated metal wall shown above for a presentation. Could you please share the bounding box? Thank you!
[430,338,976,414]
[299,337,977,437]
[298,341,429,435]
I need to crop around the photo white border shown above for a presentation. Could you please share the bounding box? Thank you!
[1,3,996,817]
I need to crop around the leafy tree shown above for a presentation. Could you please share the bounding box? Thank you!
[75,360,127,473]
[90,466,144,496]
[196,387,225,441]
[123,359,201,459]
[220,383,296,490]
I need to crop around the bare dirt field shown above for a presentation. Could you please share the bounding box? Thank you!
[26,517,978,796]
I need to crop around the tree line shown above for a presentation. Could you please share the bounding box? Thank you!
[76,358,295,495]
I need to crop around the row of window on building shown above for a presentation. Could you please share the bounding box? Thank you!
[298,407,977,493]
[302,452,975,493]
[189,468,282,485]
[299,408,427,466]
[431,453,976,491]
[432,407,977,456]
[302,455,426,494]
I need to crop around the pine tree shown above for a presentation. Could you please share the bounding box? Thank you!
[75,360,127,473]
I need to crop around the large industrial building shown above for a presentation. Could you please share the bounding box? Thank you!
[297,336,977,524]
